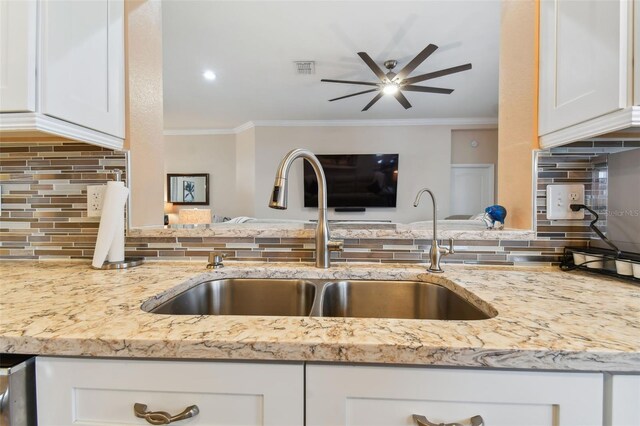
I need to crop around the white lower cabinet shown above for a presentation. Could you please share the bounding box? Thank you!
[306,364,604,426]
[36,357,303,426]
[605,374,640,426]
[36,357,636,426]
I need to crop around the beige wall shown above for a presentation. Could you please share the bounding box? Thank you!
[164,134,238,220]
[250,125,452,223]
[497,0,539,229]
[235,127,256,217]
[125,0,165,228]
[451,129,499,165]
[161,126,510,223]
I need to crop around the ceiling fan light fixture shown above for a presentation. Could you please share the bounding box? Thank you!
[202,70,216,81]
[322,44,471,111]
[382,83,399,95]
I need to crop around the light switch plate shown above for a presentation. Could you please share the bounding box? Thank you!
[87,185,106,217]
[546,184,585,220]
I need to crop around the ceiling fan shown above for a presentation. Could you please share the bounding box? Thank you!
[321,44,472,111]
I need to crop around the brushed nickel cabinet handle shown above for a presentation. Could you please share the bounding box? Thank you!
[134,403,200,425]
[413,414,485,426]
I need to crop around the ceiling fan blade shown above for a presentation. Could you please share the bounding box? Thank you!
[357,52,388,82]
[321,79,380,87]
[394,91,412,109]
[394,44,438,82]
[362,92,384,111]
[403,63,472,85]
[402,85,454,94]
[329,89,379,102]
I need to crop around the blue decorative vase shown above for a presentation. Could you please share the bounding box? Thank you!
[483,205,507,229]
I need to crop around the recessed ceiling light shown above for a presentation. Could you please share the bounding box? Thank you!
[203,70,216,81]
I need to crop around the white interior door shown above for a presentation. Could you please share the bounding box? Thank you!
[450,164,494,216]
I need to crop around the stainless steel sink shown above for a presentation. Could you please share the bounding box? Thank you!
[145,278,493,320]
[320,280,491,320]
[149,279,316,316]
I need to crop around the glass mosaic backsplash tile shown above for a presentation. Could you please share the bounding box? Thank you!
[3,139,637,264]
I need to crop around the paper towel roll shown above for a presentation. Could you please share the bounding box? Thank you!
[107,211,125,263]
[92,181,129,268]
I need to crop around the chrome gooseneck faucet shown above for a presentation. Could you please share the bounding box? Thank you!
[269,149,343,268]
[413,188,454,273]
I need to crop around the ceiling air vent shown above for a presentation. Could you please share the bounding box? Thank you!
[294,61,315,75]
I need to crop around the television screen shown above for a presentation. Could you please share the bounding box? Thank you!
[303,154,399,208]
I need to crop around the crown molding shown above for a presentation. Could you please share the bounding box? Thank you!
[163,117,498,136]
[0,112,124,150]
[163,128,238,136]
[233,121,256,133]
[251,118,498,128]
[539,106,640,149]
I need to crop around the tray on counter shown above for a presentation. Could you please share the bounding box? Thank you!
[560,246,640,284]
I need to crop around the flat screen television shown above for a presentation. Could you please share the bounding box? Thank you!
[303,154,399,208]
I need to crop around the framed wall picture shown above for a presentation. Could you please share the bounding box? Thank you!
[167,173,209,205]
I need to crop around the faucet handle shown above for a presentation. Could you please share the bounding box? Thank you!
[439,238,455,255]
[327,240,343,252]
[207,252,226,269]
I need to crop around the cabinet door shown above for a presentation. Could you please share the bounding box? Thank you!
[0,0,36,112]
[605,374,640,426]
[39,0,124,138]
[36,357,303,426]
[539,0,629,135]
[307,364,603,426]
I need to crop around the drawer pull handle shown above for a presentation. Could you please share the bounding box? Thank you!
[413,414,485,426]
[134,403,200,425]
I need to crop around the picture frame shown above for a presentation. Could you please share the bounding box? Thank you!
[167,173,209,205]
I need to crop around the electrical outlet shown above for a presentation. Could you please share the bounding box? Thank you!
[87,185,106,217]
[546,184,585,220]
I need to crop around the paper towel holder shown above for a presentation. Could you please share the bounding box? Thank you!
[92,168,145,270]
[92,256,145,270]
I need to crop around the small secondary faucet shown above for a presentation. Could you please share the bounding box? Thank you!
[413,188,454,273]
[269,149,343,268]
[206,252,226,269]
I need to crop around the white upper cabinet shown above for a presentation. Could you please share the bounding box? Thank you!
[0,0,37,112]
[0,0,124,149]
[40,0,125,139]
[538,0,640,148]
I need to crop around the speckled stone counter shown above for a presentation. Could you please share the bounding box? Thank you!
[0,260,638,372]
[129,222,535,240]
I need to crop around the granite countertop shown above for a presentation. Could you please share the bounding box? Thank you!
[129,222,535,240]
[0,260,638,372]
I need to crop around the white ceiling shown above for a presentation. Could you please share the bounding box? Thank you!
[162,1,500,131]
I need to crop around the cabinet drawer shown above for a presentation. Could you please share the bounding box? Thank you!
[307,364,603,426]
[36,357,303,426]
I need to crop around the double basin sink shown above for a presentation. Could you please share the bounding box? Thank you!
[145,278,494,320]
